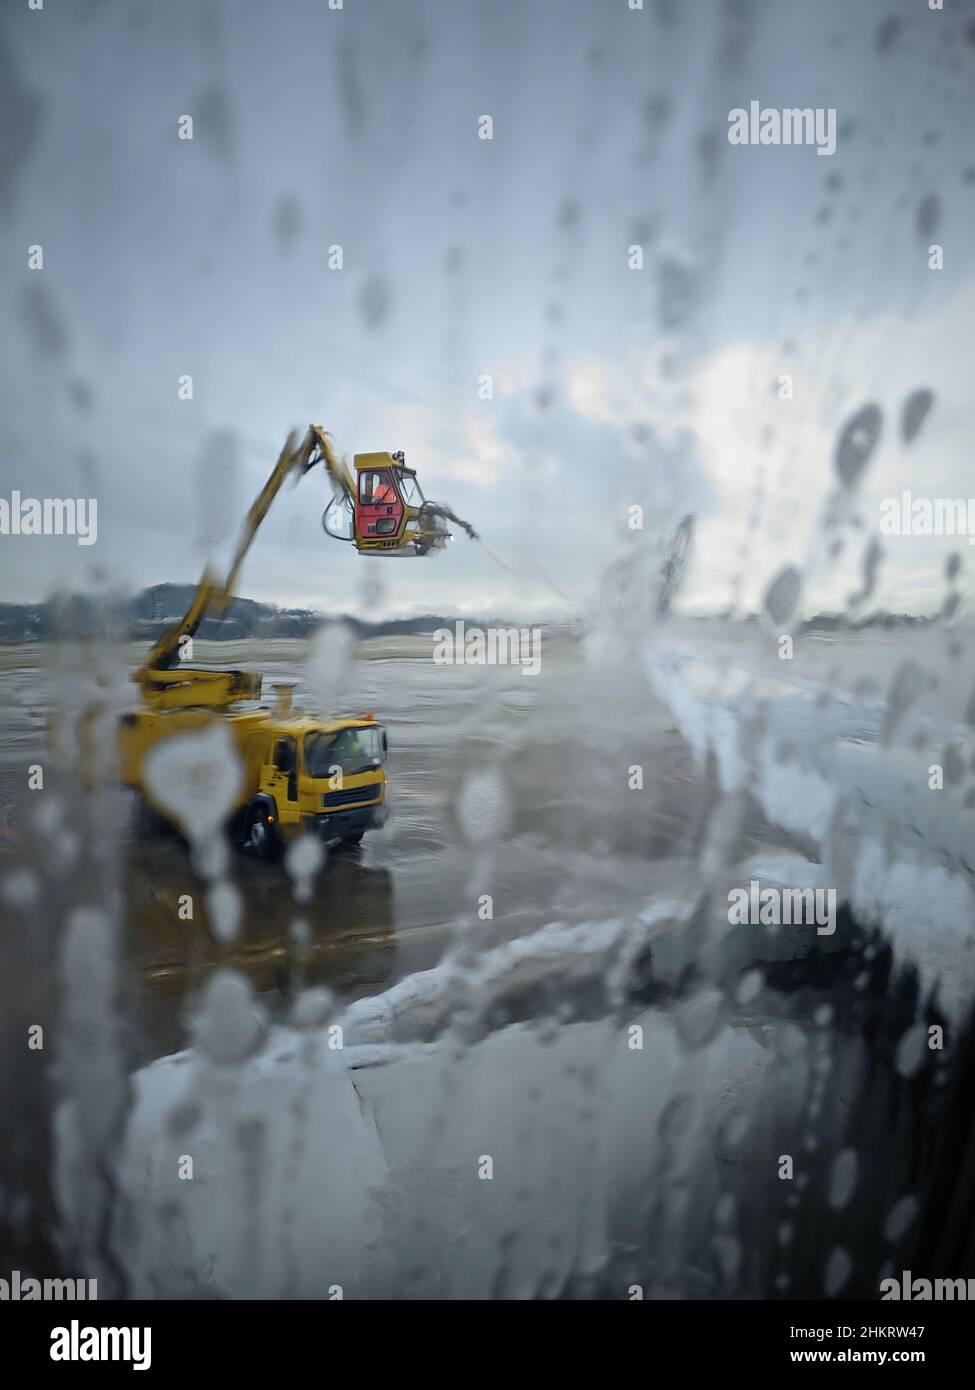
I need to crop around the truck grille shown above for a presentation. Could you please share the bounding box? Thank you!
[322,785,382,809]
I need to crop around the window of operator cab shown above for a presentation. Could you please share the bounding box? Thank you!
[396,470,424,507]
[359,470,398,506]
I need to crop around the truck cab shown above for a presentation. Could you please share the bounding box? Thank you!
[243,714,388,859]
[118,701,389,862]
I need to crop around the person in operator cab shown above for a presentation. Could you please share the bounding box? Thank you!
[344,730,364,759]
[371,473,396,505]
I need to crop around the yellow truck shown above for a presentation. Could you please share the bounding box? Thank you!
[117,427,406,860]
[118,695,389,861]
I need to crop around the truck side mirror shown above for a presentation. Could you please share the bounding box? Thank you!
[274,741,294,773]
[381,730,388,757]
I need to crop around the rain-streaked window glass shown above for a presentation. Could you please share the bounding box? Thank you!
[0,0,974,1323]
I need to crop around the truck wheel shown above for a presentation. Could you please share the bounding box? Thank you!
[245,805,280,862]
[341,831,365,847]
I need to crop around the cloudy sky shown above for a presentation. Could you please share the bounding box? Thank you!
[1,0,974,621]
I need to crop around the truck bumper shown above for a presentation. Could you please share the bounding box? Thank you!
[306,801,388,841]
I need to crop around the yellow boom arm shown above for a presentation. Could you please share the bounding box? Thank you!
[135,427,339,706]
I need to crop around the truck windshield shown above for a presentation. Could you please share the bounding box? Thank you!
[304,726,384,777]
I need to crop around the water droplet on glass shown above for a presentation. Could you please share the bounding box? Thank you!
[881,661,924,744]
[359,272,392,330]
[884,1194,918,1243]
[764,566,802,626]
[306,622,354,712]
[895,1022,928,1078]
[291,986,335,1029]
[774,1022,807,1061]
[835,404,882,487]
[193,968,267,1065]
[674,987,724,1050]
[166,1100,202,1138]
[943,742,965,785]
[206,879,242,945]
[824,1246,852,1296]
[455,767,508,847]
[828,1149,858,1209]
[736,969,763,1005]
[917,193,939,240]
[285,833,325,904]
[901,388,934,444]
[658,1092,695,1142]
[1,867,40,909]
[143,723,242,845]
[715,1191,736,1228]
